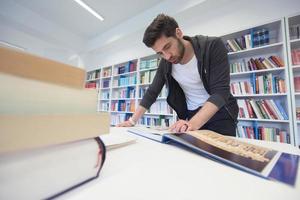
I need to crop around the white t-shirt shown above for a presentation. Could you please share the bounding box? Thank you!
[172,55,210,110]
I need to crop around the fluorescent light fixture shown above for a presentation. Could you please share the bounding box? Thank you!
[73,0,104,21]
[0,40,26,51]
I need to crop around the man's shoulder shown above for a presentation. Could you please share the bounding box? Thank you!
[194,35,221,44]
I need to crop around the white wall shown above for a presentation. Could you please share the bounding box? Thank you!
[0,0,85,68]
[0,20,84,68]
[82,0,300,71]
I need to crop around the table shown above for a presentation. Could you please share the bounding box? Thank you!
[60,127,300,200]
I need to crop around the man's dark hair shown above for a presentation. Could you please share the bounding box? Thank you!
[143,14,179,47]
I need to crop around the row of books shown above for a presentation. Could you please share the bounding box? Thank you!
[289,24,300,40]
[101,90,110,99]
[102,79,110,88]
[85,81,99,89]
[139,86,168,99]
[230,74,286,95]
[112,87,136,99]
[86,69,100,80]
[113,74,137,87]
[140,58,159,70]
[237,99,288,120]
[230,55,284,73]
[146,101,173,115]
[297,107,300,120]
[291,48,300,65]
[115,61,136,75]
[111,100,135,112]
[100,102,110,111]
[110,113,132,126]
[102,67,112,77]
[295,76,300,92]
[138,115,174,127]
[140,69,156,84]
[237,125,290,144]
[226,28,270,52]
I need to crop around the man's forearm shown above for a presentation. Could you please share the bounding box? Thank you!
[188,101,219,130]
[131,105,147,123]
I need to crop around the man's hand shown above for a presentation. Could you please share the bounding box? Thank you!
[170,120,201,133]
[116,120,134,127]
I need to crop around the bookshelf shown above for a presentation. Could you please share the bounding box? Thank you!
[99,66,112,112]
[221,18,294,145]
[85,69,101,89]
[137,54,174,127]
[110,59,138,125]
[286,13,300,148]
[86,55,175,127]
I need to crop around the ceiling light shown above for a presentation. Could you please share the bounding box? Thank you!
[73,0,104,21]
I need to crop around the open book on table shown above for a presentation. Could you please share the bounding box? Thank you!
[128,126,299,186]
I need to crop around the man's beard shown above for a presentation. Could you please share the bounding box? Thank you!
[171,38,185,64]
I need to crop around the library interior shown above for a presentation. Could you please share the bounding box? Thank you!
[1,0,300,199]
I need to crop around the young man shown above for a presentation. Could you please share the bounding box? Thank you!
[117,14,238,136]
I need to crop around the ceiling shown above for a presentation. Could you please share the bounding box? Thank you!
[0,0,169,52]
[0,0,226,55]
[11,0,163,39]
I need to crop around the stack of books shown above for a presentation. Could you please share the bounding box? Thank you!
[0,47,110,199]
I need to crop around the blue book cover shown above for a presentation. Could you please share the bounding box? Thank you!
[274,100,289,120]
[128,127,299,186]
[251,73,256,94]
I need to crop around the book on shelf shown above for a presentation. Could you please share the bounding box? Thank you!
[297,107,300,120]
[86,69,100,80]
[140,69,157,84]
[230,55,284,73]
[116,61,136,75]
[0,47,85,89]
[102,79,110,88]
[102,67,112,77]
[85,81,99,89]
[289,24,300,40]
[294,76,300,92]
[291,48,300,65]
[111,99,135,112]
[146,101,173,114]
[237,99,288,120]
[113,87,136,99]
[0,137,106,200]
[237,125,290,143]
[226,28,270,52]
[231,74,285,95]
[111,113,132,126]
[140,58,159,70]
[127,127,299,186]
[115,74,137,87]
[138,115,174,127]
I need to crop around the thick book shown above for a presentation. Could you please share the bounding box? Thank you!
[0,113,110,153]
[0,137,106,200]
[128,127,299,186]
[0,46,85,89]
[0,73,97,115]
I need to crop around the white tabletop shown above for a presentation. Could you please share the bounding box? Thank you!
[60,127,300,200]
